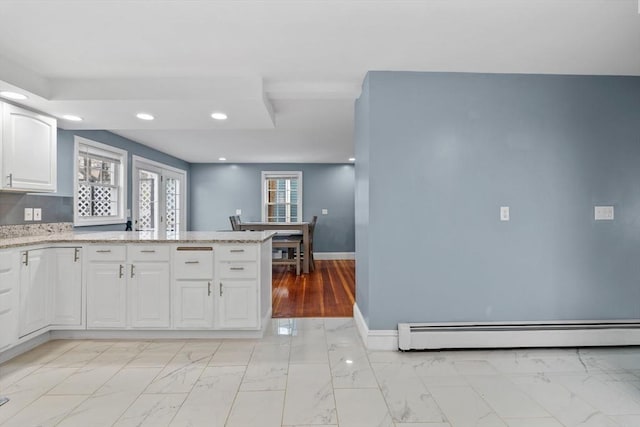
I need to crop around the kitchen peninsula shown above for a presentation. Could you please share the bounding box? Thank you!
[0,229,275,363]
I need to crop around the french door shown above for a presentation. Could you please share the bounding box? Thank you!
[132,156,187,233]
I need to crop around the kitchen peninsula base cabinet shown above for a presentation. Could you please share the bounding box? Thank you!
[85,245,127,329]
[0,232,274,363]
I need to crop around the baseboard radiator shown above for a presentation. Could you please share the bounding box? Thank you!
[398,321,640,351]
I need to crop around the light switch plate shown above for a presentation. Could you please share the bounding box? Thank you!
[322,209,328,215]
[500,206,509,221]
[235,209,242,215]
[24,208,33,221]
[595,206,614,220]
[33,208,42,221]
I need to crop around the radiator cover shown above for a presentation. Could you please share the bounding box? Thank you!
[398,321,640,350]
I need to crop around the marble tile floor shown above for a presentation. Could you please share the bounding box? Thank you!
[2,318,640,426]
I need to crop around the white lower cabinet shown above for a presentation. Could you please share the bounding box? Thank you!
[173,280,214,328]
[216,244,260,329]
[0,250,19,350]
[129,262,171,328]
[52,248,82,327]
[218,280,258,329]
[172,246,215,329]
[86,261,127,328]
[19,249,51,337]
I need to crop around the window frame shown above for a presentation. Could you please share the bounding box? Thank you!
[73,136,128,227]
[261,171,303,223]
[132,155,188,233]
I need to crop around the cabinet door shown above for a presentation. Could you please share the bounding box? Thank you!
[129,262,170,328]
[52,248,83,326]
[173,280,213,329]
[0,250,19,350]
[19,249,50,337]
[86,262,126,328]
[1,103,57,192]
[217,280,258,329]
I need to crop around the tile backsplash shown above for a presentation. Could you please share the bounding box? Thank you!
[0,193,73,226]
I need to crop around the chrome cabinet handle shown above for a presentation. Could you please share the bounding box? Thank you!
[22,251,28,266]
[7,173,12,187]
[130,264,135,278]
[230,249,245,253]
[119,264,124,278]
[73,248,80,262]
[184,261,199,264]
[96,249,112,253]
[230,267,244,271]
[219,282,223,297]
[141,250,156,253]
[208,281,211,296]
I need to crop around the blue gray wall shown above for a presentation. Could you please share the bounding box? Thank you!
[356,71,640,330]
[190,163,355,253]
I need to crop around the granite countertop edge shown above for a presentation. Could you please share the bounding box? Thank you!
[0,231,277,250]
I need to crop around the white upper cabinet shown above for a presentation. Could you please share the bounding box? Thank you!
[1,102,57,192]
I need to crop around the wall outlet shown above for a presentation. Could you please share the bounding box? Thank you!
[235,209,242,215]
[595,206,614,220]
[321,209,328,215]
[33,208,42,221]
[24,208,33,221]
[500,206,510,221]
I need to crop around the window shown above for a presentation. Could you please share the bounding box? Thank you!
[262,171,302,222]
[74,137,127,226]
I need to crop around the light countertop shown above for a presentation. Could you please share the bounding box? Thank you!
[0,230,277,250]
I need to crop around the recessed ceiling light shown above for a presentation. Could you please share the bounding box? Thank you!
[218,157,227,161]
[348,157,356,162]
[62,114,83,122]
[0,91,28,100]
[211,112,228,121]
[136,113,154,121]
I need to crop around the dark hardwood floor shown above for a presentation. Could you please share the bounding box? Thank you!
[272,259,355,318]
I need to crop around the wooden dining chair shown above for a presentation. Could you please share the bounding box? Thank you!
[229,215,241,231]
[272,235,302,275]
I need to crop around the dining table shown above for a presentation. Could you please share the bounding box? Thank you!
[237,221,310,274]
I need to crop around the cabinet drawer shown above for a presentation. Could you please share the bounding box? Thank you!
[173,248,214,279]
[85,245,126,262]
[129,245,170,261]
[219,262,257,279]
[217,245,257,262]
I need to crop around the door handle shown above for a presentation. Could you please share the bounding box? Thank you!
[119,264,124,278]
[219,282,223,297]
[6,173,12,188]
[130,264,135,278]
[230,267,244,271]
[73,248,80,262]
[208,281,212,296]
[22,251,28,266]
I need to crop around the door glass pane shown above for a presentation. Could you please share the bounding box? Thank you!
[165,177,181,232]
[137,169,159,231]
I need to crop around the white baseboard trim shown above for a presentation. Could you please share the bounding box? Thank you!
[353,303,398,351]
[0,332,51,364]
[314,252,355,260]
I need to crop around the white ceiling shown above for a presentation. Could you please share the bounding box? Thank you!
[0,0,638,163]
